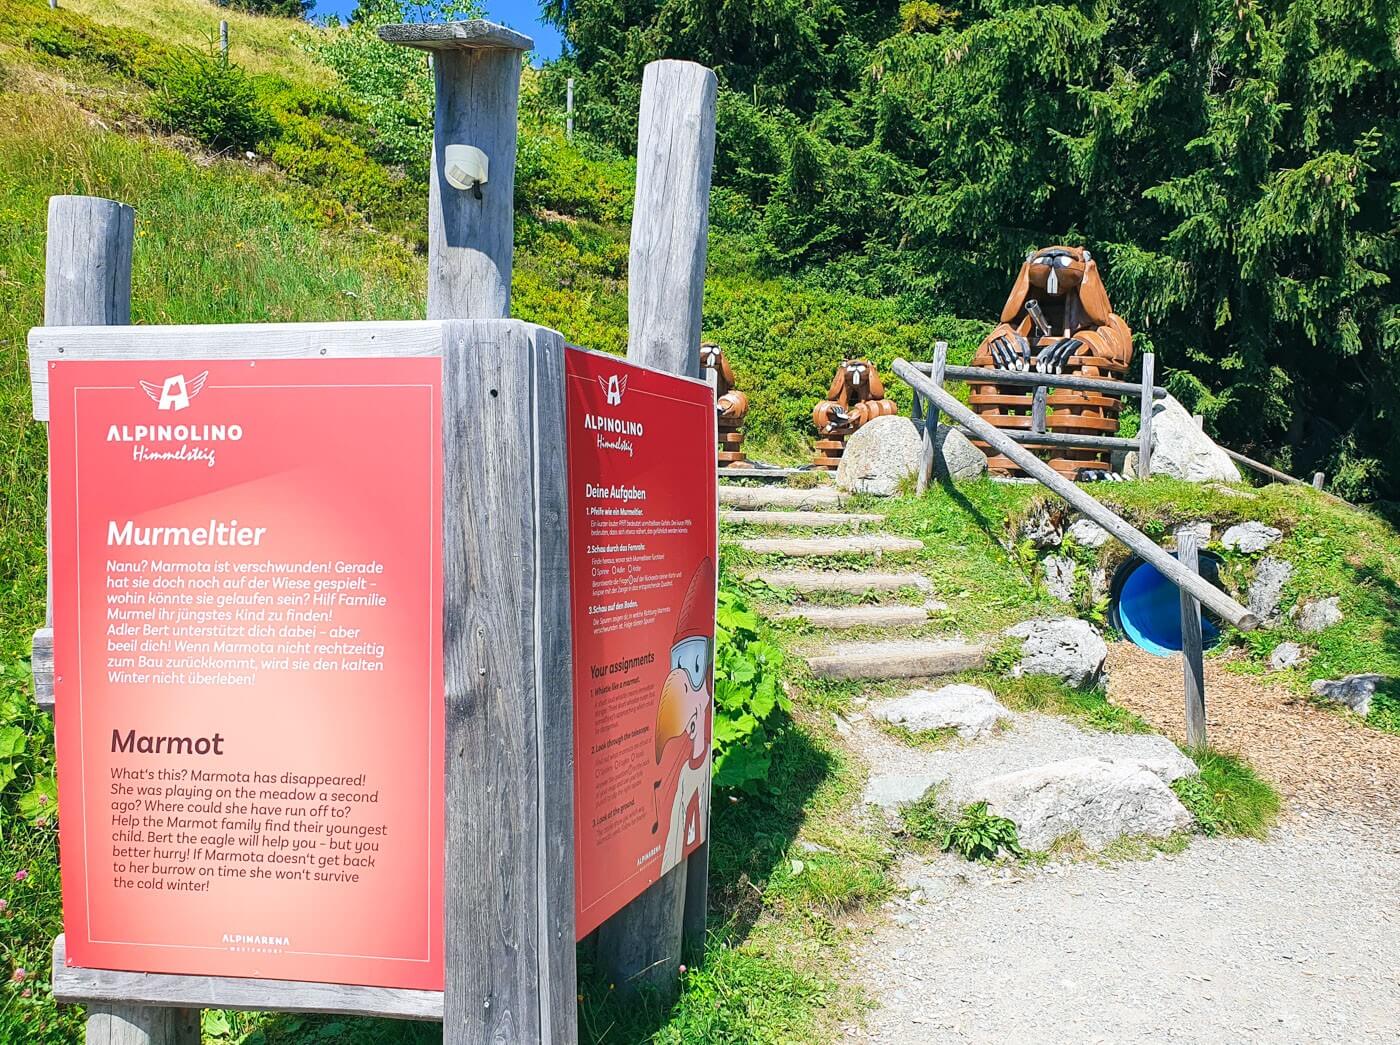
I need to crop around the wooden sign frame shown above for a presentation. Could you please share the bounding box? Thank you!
[28,318,578,1042]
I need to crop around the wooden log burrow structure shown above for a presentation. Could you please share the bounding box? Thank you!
[810,359,898,469]
[970,245,1134,479]
[701,341,749,467]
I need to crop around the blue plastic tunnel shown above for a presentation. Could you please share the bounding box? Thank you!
[1109,552,1224,657]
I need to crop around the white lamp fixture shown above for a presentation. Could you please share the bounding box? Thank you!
[444,144,489,197]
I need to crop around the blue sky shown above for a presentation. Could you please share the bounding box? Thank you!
[313,1,564,63]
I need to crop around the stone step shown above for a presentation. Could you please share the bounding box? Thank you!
[806,639,988,681]
[750,570,932,594]
[719,485,842,510]
[735,535,923,558]
[719,509,884,529]
[771,603,943,629]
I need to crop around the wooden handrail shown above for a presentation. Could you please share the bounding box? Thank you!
[893,358,1258,631]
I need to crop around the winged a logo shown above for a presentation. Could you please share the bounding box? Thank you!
[139,371,209,412]
[598,373,627,407]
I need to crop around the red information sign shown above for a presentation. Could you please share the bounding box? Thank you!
[49,358,444,990]
[565,347,718,939]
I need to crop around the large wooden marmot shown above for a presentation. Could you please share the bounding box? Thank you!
[970,246,1133,479]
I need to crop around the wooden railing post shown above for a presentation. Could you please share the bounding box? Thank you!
[42,197,199,1045]
[1138,352,1155,479]
[596,57,716,1000]
[1176,527,1207,748]
[916,340,947,495]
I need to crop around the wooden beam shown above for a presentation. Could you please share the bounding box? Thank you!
[951,426,1139,452]
[600,57,718,994]
[925,363,1167,399]
[893,358,1258,631]
[1177,528,1207,748]
[1031,384,1048,435]
[84,1005,198,1045]
[441,320,575,1044]
[52,936,442,1021]
[28,321,446,421]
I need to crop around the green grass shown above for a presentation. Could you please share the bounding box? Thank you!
[1170,748,1281,839]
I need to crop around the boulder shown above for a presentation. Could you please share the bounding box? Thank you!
[1292,596,1342,634]
[1067,518,1111,549]
[1003,618,1108,688]
[1268,641,1305,671]
[862,774,940,811]
[1222,522,1282,553]
[1176,520,1212,544]
[1042,556,1076,603]
[1247,557,1293,622]
[1130,396,1242,482]
[967,756,1195,851]
[1311,674,1388,717]
[872,684,1011,740]
[835,415,922,496]
[932,423,988,481]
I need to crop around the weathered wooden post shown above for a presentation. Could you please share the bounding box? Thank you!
[42,198,198,1045]
[34,195,135,719]
[566,76,574,141]
[1312,471,1325,490]
[380,22,578,1044]
[594,58,716,999]
[219,20,229,60]
[379,21,531,321]
[916,340,948,495]
[1138,352,1155,479]
[1177,527,1207,748]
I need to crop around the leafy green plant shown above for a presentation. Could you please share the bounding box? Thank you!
[898,791,951,845]
[712,585,792,794]
[149,45,273,151]
[941,802,1022,862]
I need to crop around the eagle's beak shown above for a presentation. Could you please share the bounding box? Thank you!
[655,669,692,762]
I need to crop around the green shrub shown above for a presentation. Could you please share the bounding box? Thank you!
[942,802,1022,862]
[149,47,274,151]
[712,585,792,795]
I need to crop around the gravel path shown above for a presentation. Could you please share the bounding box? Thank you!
[1106,642,1400,823]
[845,817,1400,1043]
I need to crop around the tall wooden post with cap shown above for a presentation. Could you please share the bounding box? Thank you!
[379,21,532,321]
[381,22,579,1045]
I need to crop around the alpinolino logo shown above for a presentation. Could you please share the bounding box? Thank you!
[598,373,628,406]
[140,370,209,411]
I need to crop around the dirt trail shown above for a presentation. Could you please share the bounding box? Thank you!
[1105,642,1400,823]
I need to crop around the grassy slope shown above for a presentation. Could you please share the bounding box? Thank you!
[0,7,904,1044]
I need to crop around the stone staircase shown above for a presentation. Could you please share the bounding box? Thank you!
[720,472,1202,854]
[722,476,984,684]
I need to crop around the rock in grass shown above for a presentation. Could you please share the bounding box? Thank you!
[1291,595,1342,634]
[1268,641,1305,670]
[835,415,922,496]
[1221,521,1283,553]
[862,774,940,811]
[1310,674,1388,716]
[1042,555,1076,602]
[1003,617,1108,688]
[968,756,1195,851]
[872,684,1010,740]
[932,423,988,481]
[1133,395,1242,482]
[1247,557,1293,622]
[1067,518,1111,549]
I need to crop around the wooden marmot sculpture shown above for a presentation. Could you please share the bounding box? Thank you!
[700,341,750,467]
[969,246,1133,479]
[811,359,897,469]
